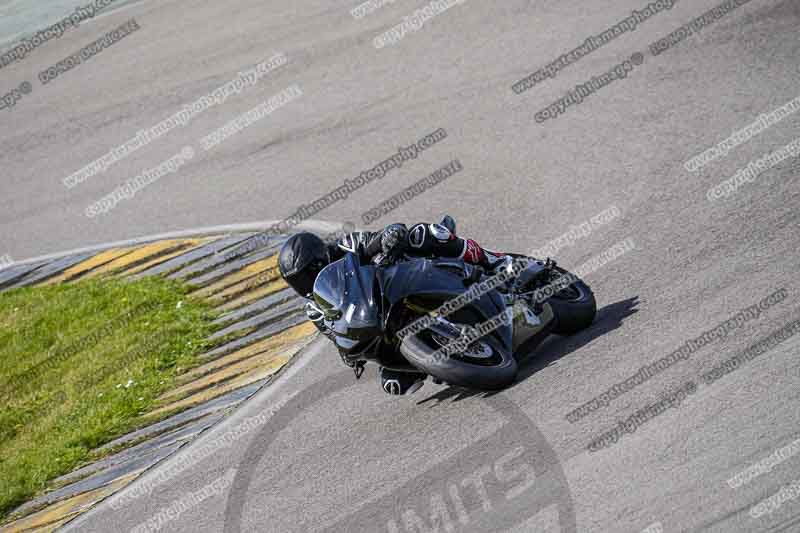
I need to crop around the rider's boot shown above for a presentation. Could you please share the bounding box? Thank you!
[379,367,426,395]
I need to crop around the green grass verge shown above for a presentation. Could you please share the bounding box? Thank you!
[0,277,218,520]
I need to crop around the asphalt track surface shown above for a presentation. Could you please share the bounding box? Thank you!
[2,0,799,531]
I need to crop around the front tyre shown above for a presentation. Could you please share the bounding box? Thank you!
[399,329,517,391]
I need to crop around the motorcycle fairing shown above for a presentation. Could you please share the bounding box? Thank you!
[314,253,515,357]
[379,257,513,351]
[314,253,382,354]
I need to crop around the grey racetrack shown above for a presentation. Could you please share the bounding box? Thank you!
[3,0,800,531]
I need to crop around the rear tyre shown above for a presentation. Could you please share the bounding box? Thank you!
[545,267,596,335]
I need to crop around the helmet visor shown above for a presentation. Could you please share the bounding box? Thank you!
[284,268,319,298]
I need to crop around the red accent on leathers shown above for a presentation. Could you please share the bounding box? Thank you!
[462,239,486,264]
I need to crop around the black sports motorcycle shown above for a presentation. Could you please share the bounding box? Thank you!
[307,251,596,391]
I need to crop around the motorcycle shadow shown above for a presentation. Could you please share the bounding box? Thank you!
[416,296,639,405]
[512,295,639,386]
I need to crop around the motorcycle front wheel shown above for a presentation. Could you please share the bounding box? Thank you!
[398,325,518,391]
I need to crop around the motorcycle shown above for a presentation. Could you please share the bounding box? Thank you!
[306,249,596,391]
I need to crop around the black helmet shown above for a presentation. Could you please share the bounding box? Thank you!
[278,232,331,297]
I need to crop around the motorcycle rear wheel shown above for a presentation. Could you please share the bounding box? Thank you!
[544,266,597,335]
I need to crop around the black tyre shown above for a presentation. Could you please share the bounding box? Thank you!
[399,328,517,391]
[545,267,596,335]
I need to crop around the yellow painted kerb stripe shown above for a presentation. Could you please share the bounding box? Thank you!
[38,247,135,285]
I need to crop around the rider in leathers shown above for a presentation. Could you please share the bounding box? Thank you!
[278,216,504,395]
